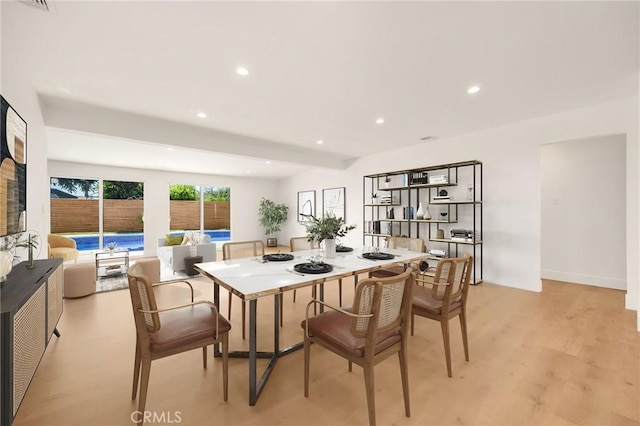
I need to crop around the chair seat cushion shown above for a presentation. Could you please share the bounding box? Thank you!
[50,247,79,262]
[301,306,400,358]
[150,304,231,353]
[370,264,404,278]
[412,285,462,316]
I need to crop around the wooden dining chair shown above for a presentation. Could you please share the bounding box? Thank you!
[412,254,472,377]
[302,267,416,426]
[369,236,425,279]
[222,240,264,339]
[126,262,231,425]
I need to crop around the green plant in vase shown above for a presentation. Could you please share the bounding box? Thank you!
[258,198,289,247]
[301,212,356,259]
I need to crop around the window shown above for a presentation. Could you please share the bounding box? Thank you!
[169,184,230,242]
[50,177,144,253]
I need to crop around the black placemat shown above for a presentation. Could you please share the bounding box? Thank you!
[336,246,353,252]
[362,252,395,260]
[293,262,334,274]
[263,253,294,262]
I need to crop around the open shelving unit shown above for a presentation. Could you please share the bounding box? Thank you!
[363,160,483,284]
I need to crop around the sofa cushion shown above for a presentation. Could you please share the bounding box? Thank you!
[165,234,183,246]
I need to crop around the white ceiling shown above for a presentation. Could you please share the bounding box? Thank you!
[4,1,639,178]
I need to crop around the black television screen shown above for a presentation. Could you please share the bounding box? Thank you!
[1,95,27,237]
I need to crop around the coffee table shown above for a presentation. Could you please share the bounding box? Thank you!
[95,249,130,279]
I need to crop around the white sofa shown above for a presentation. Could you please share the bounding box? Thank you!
[157,235,217,274]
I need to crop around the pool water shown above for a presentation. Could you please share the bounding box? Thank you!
[70,230,231,251]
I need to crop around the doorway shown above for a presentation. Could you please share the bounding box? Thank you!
[540,134,626,290]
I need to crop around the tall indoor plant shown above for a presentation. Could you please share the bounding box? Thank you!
[258,198,288,247]
[301,212,355,258]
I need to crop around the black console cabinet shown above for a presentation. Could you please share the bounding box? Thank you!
[1,258,63,426]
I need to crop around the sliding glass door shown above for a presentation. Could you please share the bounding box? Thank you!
[169,184,230,242]
[50,177,144,254]
[50,178,99,252]
[103,180,144,252]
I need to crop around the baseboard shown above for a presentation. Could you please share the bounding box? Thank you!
[541,269,626,290]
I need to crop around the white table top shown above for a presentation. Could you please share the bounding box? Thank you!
[195,248,428,301]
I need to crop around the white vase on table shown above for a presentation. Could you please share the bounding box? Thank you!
[323,238,336,259]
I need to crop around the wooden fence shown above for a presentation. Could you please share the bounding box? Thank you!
[50,199,230,233]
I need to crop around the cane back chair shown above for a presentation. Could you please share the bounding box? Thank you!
[302,267,416,426]
[412,254,472,377]
[127,262,231,424]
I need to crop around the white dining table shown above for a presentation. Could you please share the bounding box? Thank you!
[195,247,428,406]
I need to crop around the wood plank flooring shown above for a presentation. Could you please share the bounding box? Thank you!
[13,277,639,425]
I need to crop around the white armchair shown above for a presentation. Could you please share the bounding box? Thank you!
[157,235,216,274]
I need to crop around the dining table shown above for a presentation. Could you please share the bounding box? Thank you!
[195,247,428,406]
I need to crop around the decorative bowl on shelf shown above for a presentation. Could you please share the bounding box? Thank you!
[293,262,333,274]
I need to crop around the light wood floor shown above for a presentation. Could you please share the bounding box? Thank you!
[13,277,639,426]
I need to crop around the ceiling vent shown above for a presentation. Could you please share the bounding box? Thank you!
[21,0,50,11]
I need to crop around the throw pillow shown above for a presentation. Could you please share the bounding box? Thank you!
[165,234,183,246]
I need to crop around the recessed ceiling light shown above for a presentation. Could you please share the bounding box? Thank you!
[376,118,385,124]
[316,140,324,145]
[265,160,271,164]
[467,85,480,94]
[196,112,207,119]
[236,67,249,76]
[166,147,174,151]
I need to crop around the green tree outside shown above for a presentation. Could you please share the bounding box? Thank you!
[170,184,198,200]
[53,178,98,198]
[204,187,230,201]
[103,181,144,199]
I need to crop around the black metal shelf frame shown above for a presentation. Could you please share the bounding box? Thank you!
[363,160,483,284]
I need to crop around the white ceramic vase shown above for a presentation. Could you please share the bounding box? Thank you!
[323,238,336,259]
[0,251,13,282]
[416,202,425,220]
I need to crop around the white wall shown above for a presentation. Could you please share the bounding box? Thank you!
[47,161,282,255]
[281,97,639,315]
[541,135,626,289]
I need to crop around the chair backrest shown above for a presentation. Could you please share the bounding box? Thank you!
[290,237,319,251]
[222,240,265,260]
[48,234,77,249]
[351,267,416,342]
[127,263,161,334]
[387,236,425,253]
[431,254,472,304]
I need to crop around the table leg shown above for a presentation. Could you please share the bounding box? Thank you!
[319,283,325,313]
[214,283,221,357]
[249,299,258,405]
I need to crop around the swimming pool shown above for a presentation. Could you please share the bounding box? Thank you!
[70,230,231,251]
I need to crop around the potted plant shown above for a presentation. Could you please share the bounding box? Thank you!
[301,212,356,258]
[258,198,289,247]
